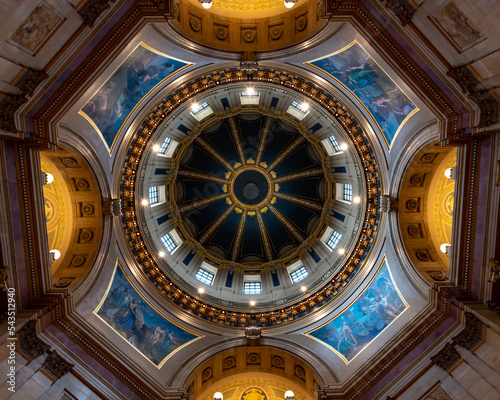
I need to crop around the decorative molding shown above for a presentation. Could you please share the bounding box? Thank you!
[0,94,27,133]
[42,349,74,379]
[0,68,48,133]
[245,327,261,346]
[379,0,416,26]
[431,342,461,371]
[452,313,483,350]
[103,199,122,216]
[0,265,10,291]
[19,320,50,359]
[241,52,258,73]
[380,195,398,212]
[447,66,499,128]
[78,0,114,27]
[488,258,500,283]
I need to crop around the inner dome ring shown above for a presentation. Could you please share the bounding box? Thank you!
[229,166,272,209]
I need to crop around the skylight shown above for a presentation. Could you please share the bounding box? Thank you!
[195,268,215,285]
[326,230,342,250]
[243,281,261,294]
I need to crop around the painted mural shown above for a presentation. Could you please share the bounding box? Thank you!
[95,263,201,367]
[306,41,418,147]
[306,260,408,363]
[80,42,190,150]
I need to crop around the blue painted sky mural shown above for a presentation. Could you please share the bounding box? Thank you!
[95,263,201,367]
[80,42,190,151]
[306,260,408,363]
[307,41,417,147]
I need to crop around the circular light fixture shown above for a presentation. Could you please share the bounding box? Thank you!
[300,285,307,292]
[191,102,199,111]
[153,144,160,153]
[338,248,345,255]
[301,102,309,111]
[141,199,149,206]
[353,196,361,203]
[213,392,223,400]
[247,88,254,96]
[444,167,454,179]
[198,0,213,9]
[44,172,54,184]
[50,249,61,260]
[159,251,165,257]
[285,390,295,399]
[440,243,451,254]
[340,143,348,151]
[198,287,205,294]
[284,0,295,8]
[250,300,256,306]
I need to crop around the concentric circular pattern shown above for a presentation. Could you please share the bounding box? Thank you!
[233,169,269,205]
[121,70,381,326]
[174,115,325,265]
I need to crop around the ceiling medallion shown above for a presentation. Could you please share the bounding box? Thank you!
[120,69,381,326]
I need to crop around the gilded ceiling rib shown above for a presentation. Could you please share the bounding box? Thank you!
[274,192,323,211]
[266,135,305,171]
[267,204,305,242]
[230,210,247,261]
[227,117,247,165]
[195,136,236,173]
[254,116,274,165]
[256,210,273,260]
[177,170,228,183]
[178,192,228,214]
[274,168,324,182]
[198,203,236,244]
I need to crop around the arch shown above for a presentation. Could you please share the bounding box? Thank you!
[173,342,332,400]
[40,144,104,291]
[389,123,457,287]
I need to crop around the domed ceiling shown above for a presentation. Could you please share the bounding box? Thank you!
[124,73,381,319]
[175,113,326,265]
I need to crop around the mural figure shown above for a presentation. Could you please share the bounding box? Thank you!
[307,261,408,363]
[96,265,200,366]
[81,43,190,149]
[307,41,417,146]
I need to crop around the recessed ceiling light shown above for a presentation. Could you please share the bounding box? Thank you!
[338,248,345,255]
[191,103,199,111]
[340,143,348,151]
[250,300,256,306]
[159,251,165,257]
[301,286,307,292]
[301,103,309,111]
[247,88,254,96]
[153,144,160,152]
[141,199,148,206]
[353,196,361,203]
[198,287,205,294]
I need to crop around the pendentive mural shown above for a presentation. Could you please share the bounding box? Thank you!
[306,41,418,147]
[306,259,409,363]
[95,262,201,367]
[80,42,191,151]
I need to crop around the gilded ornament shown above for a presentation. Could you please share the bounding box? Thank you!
[420,153,436,163]
[189,16,201,32]
[296,15,307,32]
[62,157,78,167]
[215,25,229,41]
[269,25,282,40]
[242,29,256,43]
